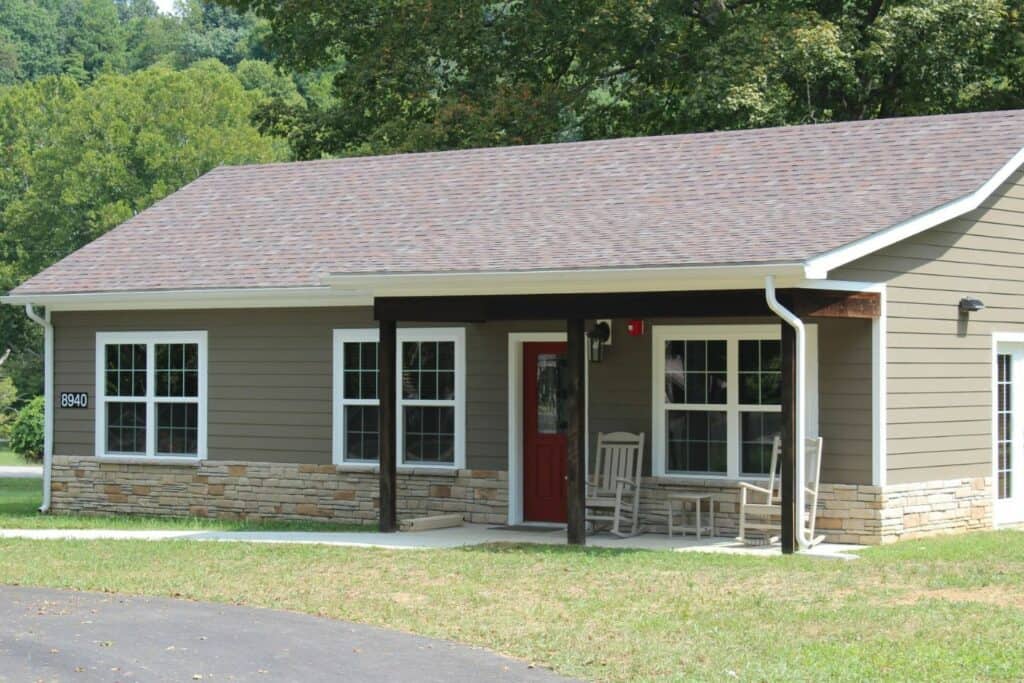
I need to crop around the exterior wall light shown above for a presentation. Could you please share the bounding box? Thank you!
[958,297,985,314]
[587,321,611,363]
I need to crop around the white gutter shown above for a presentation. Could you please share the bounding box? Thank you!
[764,276,810,551]
[23,305,52,513]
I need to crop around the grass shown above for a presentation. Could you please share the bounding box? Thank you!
[0,478,369,532]
[0,449,32,466]
[0,518,1022,680]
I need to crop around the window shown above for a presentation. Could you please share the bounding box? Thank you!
[998,353,1012,500]
[333,329,380,465]
[332,327,465,469]
[652,325,816,479]
[95,332,207,460]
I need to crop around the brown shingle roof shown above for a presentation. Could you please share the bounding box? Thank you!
[12,109,1024,296]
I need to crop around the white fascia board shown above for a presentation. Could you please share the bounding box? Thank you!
[0,286,373,312]
[324,263,812,297]
[806,146,1024,277]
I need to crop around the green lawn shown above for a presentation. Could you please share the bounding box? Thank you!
[0,478,369,532]
[0,532,1021,681]
[0,449,32,466]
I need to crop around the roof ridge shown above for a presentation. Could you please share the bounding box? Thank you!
[212,108,1024,174]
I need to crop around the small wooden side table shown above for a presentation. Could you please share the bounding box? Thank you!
[666,493,716,538]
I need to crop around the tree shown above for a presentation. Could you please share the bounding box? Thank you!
[0,62,286,398]
[220,0,1024,159]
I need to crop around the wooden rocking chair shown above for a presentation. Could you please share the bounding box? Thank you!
[736,435,825,547]
[585,431,645,538]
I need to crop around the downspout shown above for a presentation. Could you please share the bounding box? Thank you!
[764,277,810,551]
[24,305,52,513]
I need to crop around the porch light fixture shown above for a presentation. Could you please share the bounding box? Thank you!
[958,297,985,314]
[587,321,611,363]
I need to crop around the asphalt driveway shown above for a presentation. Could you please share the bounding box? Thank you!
[0,586,574,682]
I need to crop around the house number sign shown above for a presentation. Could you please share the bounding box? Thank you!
[59,392,89,409]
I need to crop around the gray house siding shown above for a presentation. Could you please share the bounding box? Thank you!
[52,309,873,486]
[834,170,1024,484]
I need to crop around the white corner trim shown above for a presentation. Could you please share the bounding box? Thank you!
[806,146,1024,277]
[24,305,53,511]
[872,287,888,487]
[507,332,568,525]
[94,330,208,461]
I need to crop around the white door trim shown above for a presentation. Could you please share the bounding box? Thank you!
[993,333,1024,527]
[506,332,587,525]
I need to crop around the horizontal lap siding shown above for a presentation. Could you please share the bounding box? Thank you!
[835,170,1024,484]
[52,310,558,470]
[53,308,376,464]
[816,318,873,485]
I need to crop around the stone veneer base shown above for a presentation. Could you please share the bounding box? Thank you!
[50,456,991,545]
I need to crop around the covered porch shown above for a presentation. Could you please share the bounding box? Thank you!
[371,285,881,554]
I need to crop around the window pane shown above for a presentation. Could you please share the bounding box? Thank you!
[155,344,198,398]
[664,339,726,405]
[345,405,380,461]
[404,406,455,464]
[105,344,146,398]
[106,402,146,454]
[738,339,781,407]
[741,411,781,475]
[666,409,727,474]
[402,341,456,400]
[156,402,198,456]
[342,341,379,400]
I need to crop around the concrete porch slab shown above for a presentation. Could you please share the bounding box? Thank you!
[0,523,865,559]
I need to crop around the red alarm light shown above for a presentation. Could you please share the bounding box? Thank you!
[626,319,645,337]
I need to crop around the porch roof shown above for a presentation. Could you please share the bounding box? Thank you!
[9,109,1024,299]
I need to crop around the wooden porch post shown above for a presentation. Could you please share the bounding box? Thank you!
[780,321,797,554]
[378,319,398,533]
[566,318,587,546]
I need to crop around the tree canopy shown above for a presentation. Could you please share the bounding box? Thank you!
[222,0,1024,158]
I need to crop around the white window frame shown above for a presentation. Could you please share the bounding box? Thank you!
[332,328,381,468]
[331,327,466,470]
[651,324,817,480]
[397,327,466,469]
[94,331,208,463]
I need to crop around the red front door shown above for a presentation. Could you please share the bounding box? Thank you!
[523,342,568,523]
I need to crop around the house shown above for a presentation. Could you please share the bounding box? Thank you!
[5,110,1024,552]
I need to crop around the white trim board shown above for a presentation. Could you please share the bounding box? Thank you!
[806,147,1024,277]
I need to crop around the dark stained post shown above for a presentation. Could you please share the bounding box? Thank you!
[566,318,587,546]
[378,319,398,533]
[780,321,797,554]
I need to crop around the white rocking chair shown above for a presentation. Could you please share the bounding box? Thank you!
[736,435,825,547]
[585,431,645,538]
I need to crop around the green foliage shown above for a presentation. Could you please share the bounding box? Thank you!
[8,395,43,462]
[0,376,17,439]
[223,0,1024,159]
[1,62,286,276]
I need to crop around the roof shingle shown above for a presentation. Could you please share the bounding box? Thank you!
[13,109,1024,295]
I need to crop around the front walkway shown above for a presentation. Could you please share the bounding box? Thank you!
[0,523,864,559]
[0,465,42,478]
